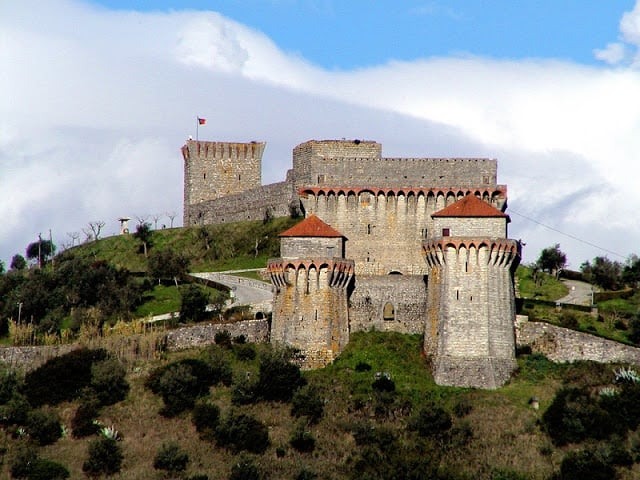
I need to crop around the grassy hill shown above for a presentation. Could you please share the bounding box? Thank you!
[2,332,640,480]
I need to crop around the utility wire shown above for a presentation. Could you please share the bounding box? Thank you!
[509,209,626,260]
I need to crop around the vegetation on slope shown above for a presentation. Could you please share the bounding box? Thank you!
[1,332,640,479]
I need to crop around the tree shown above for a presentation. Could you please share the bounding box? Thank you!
[82,437,123,476]
[622,254,640,288]
[147,249,190,285]
[581,256,623,290]
[166,211,177,228]
[537,244,567,277]
[88,221,105,241]
[133,222,153,257]
[0,260,4,275]
[66,231,80,247]
[26,238,56,267]
[179,284,209,322]
[10,254,27,271]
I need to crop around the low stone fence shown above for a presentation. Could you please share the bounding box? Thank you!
[0,344,78,372]
[165,319,270,351]
[516,319,640,365]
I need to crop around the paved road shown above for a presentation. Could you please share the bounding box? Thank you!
[557,279,595,306]
[190,270,273,308]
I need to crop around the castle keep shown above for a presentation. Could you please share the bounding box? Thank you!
[182,139,521,388]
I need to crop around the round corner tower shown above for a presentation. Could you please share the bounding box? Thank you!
[422,194,521,389]
[181,139,265,225]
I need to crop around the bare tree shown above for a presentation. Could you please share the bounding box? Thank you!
[81,227,94,243]
[166,211,177,228]
[135,215,150,227]
[88,221,106,240]
[67,231,81,247]
[151,213,162,230]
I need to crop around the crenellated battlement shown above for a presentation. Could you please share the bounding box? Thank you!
[423,238,521,269]
[267,258,355,290]
[181,140,265,162]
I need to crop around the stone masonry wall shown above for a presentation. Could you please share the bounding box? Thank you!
[187,181,296,226]
[432,217,507,238]
[349,275,427,334]
[280,237,344,259]
[182,140,264,222]
[165,319,270,351]
[302,190,503,276]
[517,320,640,365]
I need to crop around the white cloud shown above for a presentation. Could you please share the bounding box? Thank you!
[1,0,640,268]
[594,42,627,64]
[594,0,640,66]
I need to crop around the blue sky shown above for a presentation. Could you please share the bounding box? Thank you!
[2,0,640,268]
[91,1,631,68]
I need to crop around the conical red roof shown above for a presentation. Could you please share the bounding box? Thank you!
[432,194,508,219]
[279,214,345,238]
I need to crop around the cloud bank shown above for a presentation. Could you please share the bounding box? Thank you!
[2,0,640,268]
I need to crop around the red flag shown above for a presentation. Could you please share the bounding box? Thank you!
[198,117,206,125]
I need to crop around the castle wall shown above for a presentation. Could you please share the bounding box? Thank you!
[281,237,344,259]
[182,140,264,223]
[187,181,296,226]
[269,259,354,369]
[424,239,520,388]
[349,275,427,334]
[432,217,507,238]
[301,188,505,275]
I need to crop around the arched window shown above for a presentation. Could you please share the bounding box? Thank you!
[383,302,395,321]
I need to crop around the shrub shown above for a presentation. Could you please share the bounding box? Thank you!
[146,358,219,416]
[233,334,247,344]
[0,393,31,426]
[180,284,210,322]
[291,385,324,424]
[90,358,129,406]
[229,454,261,480]
[231,376,258,405]
[371,374,395,393]
[295,469,318,480]
[289,422,315,453]
[153,442,190,474]
[71,393,101,438]
[542,387,622,445]
[22,348,108,406]
[192,400,220,437]
[25,409,62,446]
[200,346,233,386]
[255,350,306,402]
[234,343,257,362]
[82,437,123,476]
[214,330,233,349]
[215,412,269,454]
[453,398,473,417]
[558,449,615,480]
[0,371,21,403]
[409,404,452,439]
[355,361,372,372]
[351,422,396,448]
[24,458,70,480]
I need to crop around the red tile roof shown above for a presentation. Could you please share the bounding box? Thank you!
[279,215,345,238]
[432,194,508,218]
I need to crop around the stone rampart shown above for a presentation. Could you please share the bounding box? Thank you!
[0,345,77,372]
[349,275,427,334]
[188,181,296,226]
[517,320,640,365]
[165,319,270,351]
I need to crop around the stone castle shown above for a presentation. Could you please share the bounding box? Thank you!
[182,139,521,388]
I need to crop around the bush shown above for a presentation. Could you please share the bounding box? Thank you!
[180,284,210,322]
[153,442,190,474]
[371,374,395,393]
[22,348,108,406]
[0,371,21,403]
[90,358,129,406]
[355,361,371,372]
[542,387,622,445]
[558,449,615,480]
[200,346,233,386]
[234,343,257,362]
[24,458,70,480]
[71,392,101,438]
[214,330,233,349]
[255,350,306,402]
[82,437,123,476]
[409,404,452,439]
[215,412,269,454]
[233,334,247,344]
[295,469,318,480]
[0,393,31,426]
[25,409,62,446]
[291,385,324,424]
[145,358,220,416]
[232,377,258,405]
[229,454,261,480]
[289,422,315,453]
[192,400,220,437]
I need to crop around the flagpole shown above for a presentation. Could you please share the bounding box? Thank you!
[196,117,199,141]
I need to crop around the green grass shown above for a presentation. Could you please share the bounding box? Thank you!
[134,285,183,317]
[517,266,568,301]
